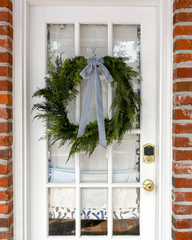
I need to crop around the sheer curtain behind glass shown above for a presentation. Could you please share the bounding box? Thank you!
[47,24,76,183]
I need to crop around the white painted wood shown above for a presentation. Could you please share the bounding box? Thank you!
[30,6,47,240]
[30,7,157,240]
[46,183,142,188]
[139,7,157,240]
[107,22,113,239]
[75,21,81,239]
[27,0,159,6]
[14,0,25,239]
[14,1,172,240]
[157,0,172,239]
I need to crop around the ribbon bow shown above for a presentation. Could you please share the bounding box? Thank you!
[77,57,113,149]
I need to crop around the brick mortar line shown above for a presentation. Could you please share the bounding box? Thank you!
[0,227,13,232]
[173,79,192,83]
[0,105,13,109]
[0,35,13,41]
[172,159,192,164]
[173,200,192,205]
[0,63,12,68]
[0,171,12,177]
[173,35,192,42]
[0,133,13,137]
[172,214,192,221]
[174,9,192,14]
[172,186,192,192]
[174,50,192,55]
[0,50,12,55]
[173,159,192,162]
[0,159,12,165]
[172,224,192,232]
[0,186,12,192]
[173,91,192,96]
[0,91,13,95]
[173,120,192,123]
[174,21,192,26]
[0,78,13,82]
[0,8,13,15]
[173,105,192,110]
[0,198,13,204]
[0,107,13,111]
[0,120,13,124]
[0,146,12,150]
[173,62,192,70]
[173,22,192,29]
[0,210,13,218]
[172,172,192,178]
[173,133,192,137]
[0,22,13,28]
[173,146,192,150]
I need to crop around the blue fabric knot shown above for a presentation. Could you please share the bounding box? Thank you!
[77,57,113,149]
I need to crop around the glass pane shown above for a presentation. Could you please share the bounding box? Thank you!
[113,188,140,236]
[113,25,140,72]
[80,24,108,58]
[47,24,76,182]
[80,146,108,183]
[49,188,76,236]
[81,188,107,235]
[80,24,108,183]
[113,25,141,129]
[48,142,75,183]
[113,134,140,183]
[47,24,75,61]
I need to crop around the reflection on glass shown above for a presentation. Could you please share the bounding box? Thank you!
[113,25,140,72]
[113,25,141,128]
[49,188,76,236]
[113,188,140,236]
[80,146,108,183]
[48,141,75,183]
[81,188,107,235]
[47,24,75,61]
[80,25,108,58]
[113,134,140,183]
[47,24,76,182]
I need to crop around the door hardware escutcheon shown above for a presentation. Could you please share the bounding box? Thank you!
[143,143,155,164]
[143,180,154,192]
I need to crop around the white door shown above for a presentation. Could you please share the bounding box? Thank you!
[30,6,157,240]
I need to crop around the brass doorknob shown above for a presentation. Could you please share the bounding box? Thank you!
[143,179,154,191]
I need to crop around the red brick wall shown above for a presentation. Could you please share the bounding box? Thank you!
[0,0,13,239]
[172,0,192,239]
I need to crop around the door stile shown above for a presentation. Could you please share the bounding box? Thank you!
[75,21,81,239]
[107,21,113,239]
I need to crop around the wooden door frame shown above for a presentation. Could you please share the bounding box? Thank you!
[13,0,172,239]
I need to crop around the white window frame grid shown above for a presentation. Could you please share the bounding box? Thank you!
[47,21,142,240]
[14,1,173,240]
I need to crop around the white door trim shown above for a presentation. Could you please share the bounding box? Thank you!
[14,0,172,240]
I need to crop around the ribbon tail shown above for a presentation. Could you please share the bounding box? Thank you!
[99,65,113,84]
[95,66,107,149]
[77,69,95,138]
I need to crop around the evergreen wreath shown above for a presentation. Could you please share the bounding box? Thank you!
[32,56,141,162]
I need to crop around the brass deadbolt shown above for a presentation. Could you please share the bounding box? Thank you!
[143,179,154,192]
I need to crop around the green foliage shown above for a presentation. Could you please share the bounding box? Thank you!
[32,56,141,162]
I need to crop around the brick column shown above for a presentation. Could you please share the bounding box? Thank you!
[172,1,192,240]
[0,0,13,239]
